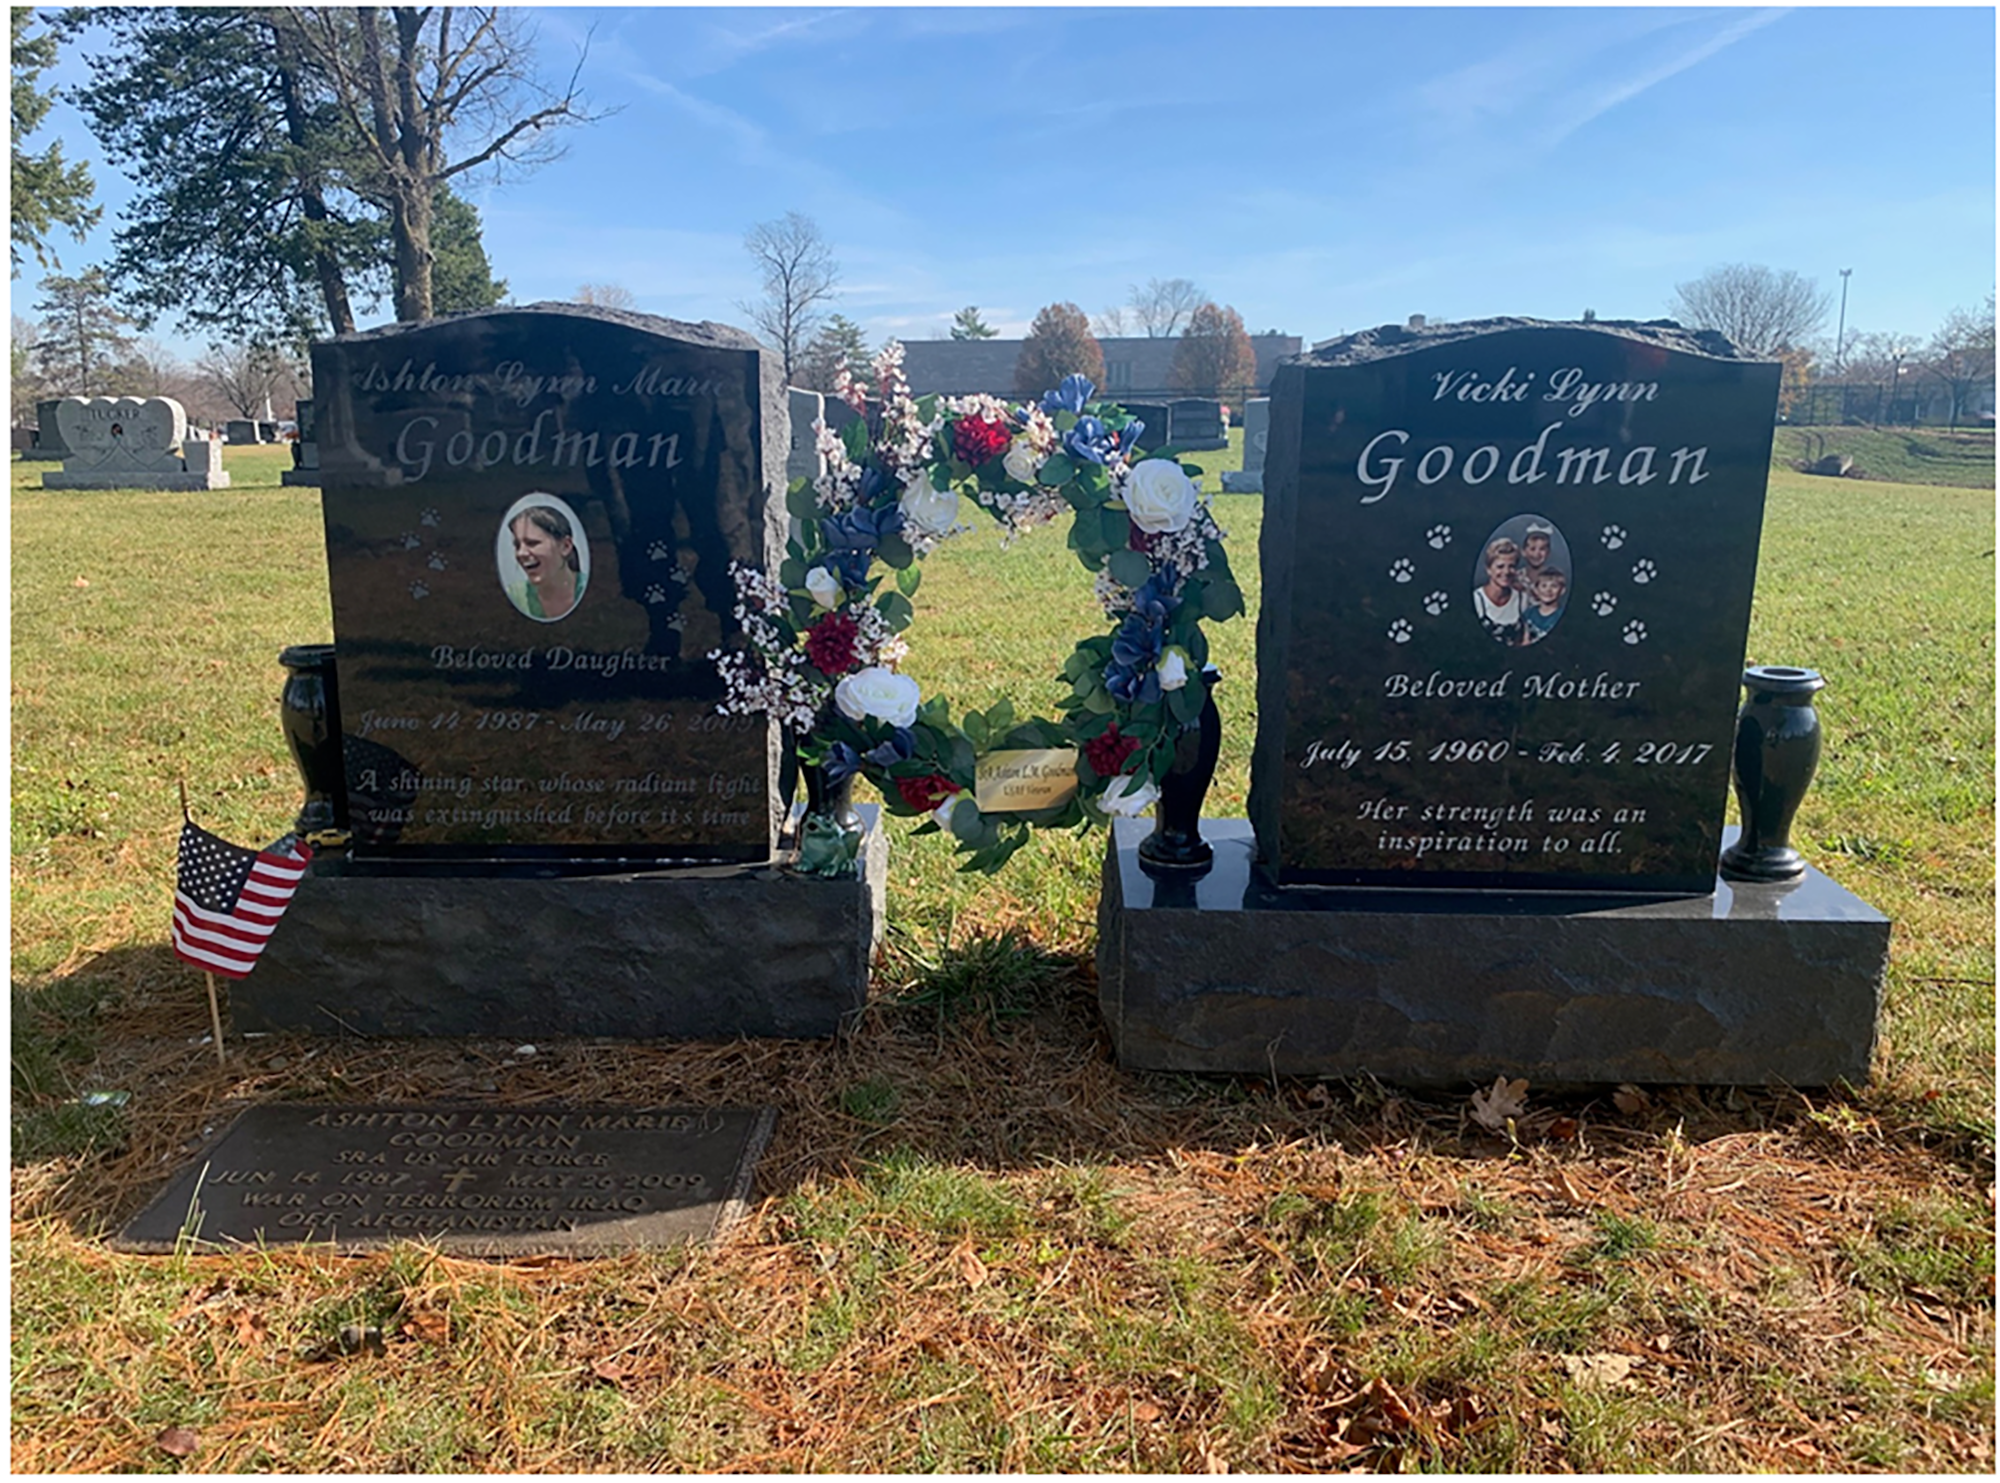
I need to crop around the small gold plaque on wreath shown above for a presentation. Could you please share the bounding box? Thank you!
[975,748,1080,814]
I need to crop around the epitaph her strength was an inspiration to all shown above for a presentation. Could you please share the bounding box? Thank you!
[1252,319,1781,894]
[312,306,787,860]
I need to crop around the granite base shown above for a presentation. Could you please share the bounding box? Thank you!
[1097,819,1887,1088]
[43,469,231,489]
[238,808,886,1040]
[1220,470,1264,493]
[279,469,322,486]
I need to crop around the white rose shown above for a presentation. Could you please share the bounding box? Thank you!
[1157,646,1189,691]
[1002,436,1043,484]
[1123,458,1201,534]
[804,565,844,611]
[834,665,922,729]
[1098,773,1161,818]
[899,472,959,536]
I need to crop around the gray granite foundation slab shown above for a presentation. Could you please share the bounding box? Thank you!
[1097,819,1887,1088]
[239,808,885,1039]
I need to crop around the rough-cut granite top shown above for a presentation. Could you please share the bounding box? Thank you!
[1294,317,1755,367]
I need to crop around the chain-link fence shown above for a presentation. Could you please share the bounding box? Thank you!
[1784,380,1993,427]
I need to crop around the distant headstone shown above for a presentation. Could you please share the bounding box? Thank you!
[1251,318,1779,893]
[1221,397,1270,492]
[1167,398,1227,450]
[116,1103,776,1255]
[280,397,321,486]
[786,387,824,487]
[25,399,73,460]
[11,426,34,454]
[257,419,281,442]
[1119,401,1171,457]
[225,418,262,444]
[307,303,788,860]
[41,396,231,490]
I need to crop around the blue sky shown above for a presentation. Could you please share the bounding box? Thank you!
[27,6,1997,357]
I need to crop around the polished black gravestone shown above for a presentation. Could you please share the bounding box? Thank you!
[1251,318,1780,894]
[1097,820,1887,1087]
[245,306,879,1040]
[1167,397,1228,450]
[115,1104,774,1256]
[1098,319,1888,1086]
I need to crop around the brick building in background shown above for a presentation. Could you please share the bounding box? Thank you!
[899,334,1303,404]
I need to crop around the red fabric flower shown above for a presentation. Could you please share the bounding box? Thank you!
[895,774,960,812]
[952,415,1013,466]
[1128,525,1161,554]
[803,611,861,676]
[1084,725,1140,778]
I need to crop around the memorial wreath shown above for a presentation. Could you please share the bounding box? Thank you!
[713,343,1244,874]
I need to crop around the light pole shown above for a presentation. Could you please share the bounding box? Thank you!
[1834,268,1852,376]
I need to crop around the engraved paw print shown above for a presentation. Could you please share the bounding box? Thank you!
[398,531,423,550]
[1622,619,1647,645]
[1387,618,1413,644]
[665,613,687,632]
[426,552,447,571]
[419,507,441,528]
[1388,557,1416,584]
[409,580,430,600]
[1426,524,1452,550]
[1423,590,1449,616]
[644,583,669,604]
[1591,591,1618,616]
[1631,558,1657,584]
[1601,524,1627,550]
[668,566,689,586]
[648,539,673,560]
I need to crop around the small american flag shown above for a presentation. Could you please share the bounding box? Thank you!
[171,820,313,979]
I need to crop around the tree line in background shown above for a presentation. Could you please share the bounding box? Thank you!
[1667,262,1995,430]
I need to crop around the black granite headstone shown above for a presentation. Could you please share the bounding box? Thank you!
[1167,397,1227,449]
[1251,319,1780,893]
[311,305,787,861]
[1119,401,1171,456]
[115,1104,775,1255]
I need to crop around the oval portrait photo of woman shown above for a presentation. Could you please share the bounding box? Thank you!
[1470,514,1571,647]
[497,494,590,623]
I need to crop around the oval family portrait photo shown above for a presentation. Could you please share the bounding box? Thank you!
[496,494,589,622]
[1472,514,1571,647]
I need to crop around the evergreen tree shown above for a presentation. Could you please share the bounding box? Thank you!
[33,269,138,396]
[797,314,870,392]
[63,6,379,338]
[1013,303,1103,398]
[950,305,996,340]
[430,185,509,313]
[11,8,99,275]
[1170,302,1259,403]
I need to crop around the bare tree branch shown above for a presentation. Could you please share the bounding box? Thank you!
[738,211,840,383]
[1668,263,1831,358]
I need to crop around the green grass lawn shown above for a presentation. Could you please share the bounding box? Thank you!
[10,438,1993,1472]
[1771,424,1994,487]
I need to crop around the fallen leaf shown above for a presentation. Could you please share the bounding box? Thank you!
[1560,1352,1638,1387]
[156,1426,200,1458]
[1132,1400,1162,1422]
[590,1356,630,1388]
[1612,1084,1651,1115]
[400,1307,449,1344]
[228,1307,270,1347]
[1469,1076,1529,1132]
[955,1241,989,1289]
[73,576,90,588]
[1547,1116,1579,1142]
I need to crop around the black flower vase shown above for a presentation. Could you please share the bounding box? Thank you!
[801,756,863,834]
[278,643,347,842]
[1719,665,1824,883]
[1139,667,1221,874]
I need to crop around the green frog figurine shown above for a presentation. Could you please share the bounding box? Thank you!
[794,812,862,879]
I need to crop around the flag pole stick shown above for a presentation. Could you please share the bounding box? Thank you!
[178,781,226,1069]
[204,971,227,1068]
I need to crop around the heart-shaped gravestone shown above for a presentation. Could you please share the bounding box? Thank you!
[54,396,187,467]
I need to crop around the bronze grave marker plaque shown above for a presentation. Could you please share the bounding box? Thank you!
[116,1104,775,1256]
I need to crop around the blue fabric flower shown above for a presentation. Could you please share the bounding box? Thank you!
[1116,418,1145,456]
[819,741,862,786]
[863,728,916,768]
[1040,374,1096,416]
[856,464,890,506]
[820,503,905,586]
[1103,657,1163,707]
[1131,569,1184,620]
[1065,414,1117,466]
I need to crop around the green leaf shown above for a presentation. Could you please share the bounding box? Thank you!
[841,419,870,461]
[877,531,915,570]
[987,698,1015,733]
[962,711,990,751]
[1098,505,1133,551]
[1168,681,1204,727]
[874,589,914,629]
[1053,411,1079,434]
[1107,548,1152,589]
[786,480,820,522]
[779,556,806,589]
[1037,452,1075,486]
[896,563,922,597]
[915,393,939,421]
[1201,577,1245,622]
[948,799,987,844]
